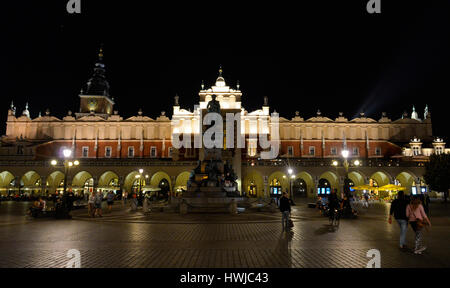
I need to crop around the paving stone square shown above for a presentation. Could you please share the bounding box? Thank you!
[0,200,449,268]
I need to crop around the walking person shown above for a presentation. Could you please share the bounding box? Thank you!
[94,191,103,217]
[388,191,409,250]
[407,197,431,254]
[279,192,292,231]
[106,191,114,213]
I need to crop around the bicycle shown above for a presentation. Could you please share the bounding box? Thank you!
[328,207,341,227]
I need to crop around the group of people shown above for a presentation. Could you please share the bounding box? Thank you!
[27,192,78,218]
[87,191,116,217]
[389,191,431,254]
[317,189,358,218]
[27,197,47,217]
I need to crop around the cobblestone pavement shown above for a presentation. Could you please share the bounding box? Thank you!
[0,200,449,268]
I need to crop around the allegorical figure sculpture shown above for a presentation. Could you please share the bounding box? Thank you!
[206,94,221,114]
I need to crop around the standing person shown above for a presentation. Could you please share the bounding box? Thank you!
[88,191,95,217]
[122,190,128,206]
[130,192,138,211]
[94,191,103,217]
[388,191,409,250]
[67,191,75,212]
[363,192,369,208]
[106,191,114,213]
[279,192,292,231]
[142,192,150,213]
[407,197,431,254]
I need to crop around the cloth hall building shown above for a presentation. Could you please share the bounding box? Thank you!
[0,52,448,200]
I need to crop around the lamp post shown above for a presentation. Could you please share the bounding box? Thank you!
[287,168,294,199]
[135,168,145,205]
[341,149,349,198]
[340,150,361,198]
[51,148,79,216]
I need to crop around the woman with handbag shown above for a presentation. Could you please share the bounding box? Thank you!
[406,197,431,254]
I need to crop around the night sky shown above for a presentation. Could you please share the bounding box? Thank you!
[2,0,450,138]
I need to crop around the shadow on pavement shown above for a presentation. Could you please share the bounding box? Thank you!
[314,224,339,235]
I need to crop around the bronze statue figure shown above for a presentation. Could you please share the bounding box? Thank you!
[206,95,220,114]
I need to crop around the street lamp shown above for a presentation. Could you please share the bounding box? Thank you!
[63,148,72,158]
[136,169,145,205]
[341,149,350,197]
[51,148,79,216]
[287,168,294,199]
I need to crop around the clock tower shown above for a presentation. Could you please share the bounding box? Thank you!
[76,47,115,119]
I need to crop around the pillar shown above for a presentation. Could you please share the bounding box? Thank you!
[14,176,20,195]
[40,176,47,197]
[233,148,242,194]
[263,175,269,198]
[93,177,99,193]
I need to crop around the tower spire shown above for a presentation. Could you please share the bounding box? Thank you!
[82,46,110,97]
[98,44,104,62]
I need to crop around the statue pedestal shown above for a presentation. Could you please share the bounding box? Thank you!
[183,186,227,198]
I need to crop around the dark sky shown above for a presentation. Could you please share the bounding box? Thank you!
[2,0,450,138]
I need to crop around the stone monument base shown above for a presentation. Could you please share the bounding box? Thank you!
[173,186,247,214]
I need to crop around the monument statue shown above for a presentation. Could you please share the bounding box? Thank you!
[207,95,221,114]
[184,93,239,196]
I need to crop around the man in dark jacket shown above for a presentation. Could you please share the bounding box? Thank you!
[279,192,292,231]
[388,190,409,249]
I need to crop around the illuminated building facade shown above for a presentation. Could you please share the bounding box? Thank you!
[1,51,448,200]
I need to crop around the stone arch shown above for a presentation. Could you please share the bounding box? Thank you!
[150,171,172,192]
[369,171,391,187]
[243,170,264,198]
[123,171,140,193]
[174,171,191,190]
[98,171,120,189]
[348,171,365,187]
[21,171,41,187]
[19,171,42,196]
[46,171,65,194]
[395,171,415,191]
[318,171,339,190]
[0,171,15,195]
[294,171,315,198]
[71,171,94,188]
[0,171,15,188]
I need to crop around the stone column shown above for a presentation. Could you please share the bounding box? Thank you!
[314,177,319,197]
[40,176,47,197]
[14,176,20,196]
[93,177,99,193]
[263,175,269,199]
[233,148,242,194]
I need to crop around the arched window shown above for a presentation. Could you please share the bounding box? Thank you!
[247,181,257,197]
